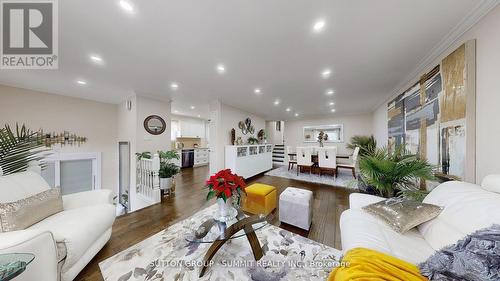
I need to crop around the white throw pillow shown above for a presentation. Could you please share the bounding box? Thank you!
[481,174,500,194]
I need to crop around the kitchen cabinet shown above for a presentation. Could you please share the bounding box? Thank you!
[179,119,206,138]
[194,148,209,167]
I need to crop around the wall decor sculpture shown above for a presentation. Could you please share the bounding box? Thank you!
[37,130,88,147]
[387,41,476,182]
[238,118,255,135]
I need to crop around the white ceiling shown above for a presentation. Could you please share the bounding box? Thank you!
[0,0,492,120]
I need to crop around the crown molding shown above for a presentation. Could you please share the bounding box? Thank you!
[373,0,500,112]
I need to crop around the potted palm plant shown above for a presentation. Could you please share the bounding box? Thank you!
[359,145,435,199]
[346,135,377,158]
[158,150,180,190]
[346,135,377,194]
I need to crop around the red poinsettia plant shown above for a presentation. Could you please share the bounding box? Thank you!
[205,169,246,204]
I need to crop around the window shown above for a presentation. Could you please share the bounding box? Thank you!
[171,120,179,141]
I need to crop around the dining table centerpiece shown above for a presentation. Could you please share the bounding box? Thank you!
[205,169,246,221]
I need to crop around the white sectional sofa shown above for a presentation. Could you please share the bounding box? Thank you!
[340,175,500,265]
[0,171,116,281]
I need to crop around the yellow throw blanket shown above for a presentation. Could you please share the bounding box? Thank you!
[328,248,428,281]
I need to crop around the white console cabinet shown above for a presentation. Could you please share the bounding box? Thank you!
[225,145,273,179]
[194,148,209,167]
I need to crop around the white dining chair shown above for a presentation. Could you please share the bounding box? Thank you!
[318,147,337,177]
[337,146,360,178]
[296,147,313,176]
[286,146,297,171]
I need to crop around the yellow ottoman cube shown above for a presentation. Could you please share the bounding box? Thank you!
[243,183,277,215]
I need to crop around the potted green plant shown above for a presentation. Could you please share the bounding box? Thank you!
[158,150,180,190]
[247,136,259,145]
[346,135,377,194]
[359,145,435,198]
[346,135,377,158]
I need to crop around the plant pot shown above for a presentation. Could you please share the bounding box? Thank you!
[357,177,377,195]
[216,197,237,222]
[160,177,172,190]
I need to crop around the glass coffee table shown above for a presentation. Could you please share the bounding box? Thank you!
[185,207,273,277]
[0,253,35,281]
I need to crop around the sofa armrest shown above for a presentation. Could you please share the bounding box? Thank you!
[0,229,59,281]
[62,189,114,210]
[349,193,385,209]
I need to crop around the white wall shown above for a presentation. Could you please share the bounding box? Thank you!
[209,102,267,173]
[372,104,388,148]
[0,84,118,191]
[117,95,172,211]
[372,5,500,183]
[285,113,373,155]
[266,121,285,145]
[135,96,171,153]
[221,103,266,146]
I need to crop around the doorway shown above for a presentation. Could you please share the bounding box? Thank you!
[118,142,130,214]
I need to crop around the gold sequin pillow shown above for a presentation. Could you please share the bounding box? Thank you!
[0,187,63,232]
[363,197,442,233]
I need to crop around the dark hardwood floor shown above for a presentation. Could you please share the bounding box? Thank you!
[75,165,355,280]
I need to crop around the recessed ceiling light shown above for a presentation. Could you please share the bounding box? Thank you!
[197,115,201,118]
[286,107,291,112]
[89,55,103,64]
[326,89,335,96]
[273,100,280,106]
[173,110,178,113]
[254,88,262,94]
[119,0,134,13]
[294,113,299,117]
[170,83,179,90]
[331,109,336,113]
[76,80,87,85]
[329,101,335,106]
[216,64,226,74]
[321,69,332,79]
[190,105,195,110]
[313,19,326,33]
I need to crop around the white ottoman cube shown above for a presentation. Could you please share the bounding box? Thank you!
[279,187,313,230]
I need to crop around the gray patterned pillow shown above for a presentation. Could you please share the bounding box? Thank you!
[363,197,442,233]
[0,187,63,232]
[419,224,500,281]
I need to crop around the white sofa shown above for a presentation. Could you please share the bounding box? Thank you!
[340,175,500,265]
[0,171,116,281]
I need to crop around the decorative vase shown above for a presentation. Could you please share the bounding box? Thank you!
[216,197,237,222]
[160,177,172,190]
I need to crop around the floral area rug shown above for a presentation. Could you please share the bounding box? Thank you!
[99,204,342,281]
[265,166,359,190]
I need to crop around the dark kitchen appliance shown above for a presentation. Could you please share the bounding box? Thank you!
[182,149,194,168]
